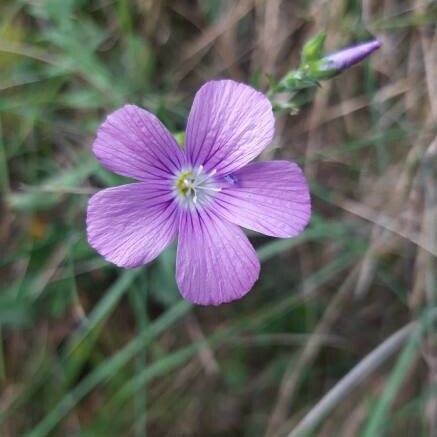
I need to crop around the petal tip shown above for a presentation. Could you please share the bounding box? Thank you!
[179,272,260,306]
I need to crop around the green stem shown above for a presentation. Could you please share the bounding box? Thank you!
[267,68,319,114]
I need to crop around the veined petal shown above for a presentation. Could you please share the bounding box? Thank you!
[93,104,185,180]
[185,80,274,175]
[176,210,260,305]
[86,182,178,268]
[214,161,311,237]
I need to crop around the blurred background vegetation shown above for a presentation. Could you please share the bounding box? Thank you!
[0,0,436,436]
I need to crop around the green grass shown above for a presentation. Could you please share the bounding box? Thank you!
[0,1,435,436]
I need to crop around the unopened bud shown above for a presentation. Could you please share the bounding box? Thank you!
[301,32,326,64]
[315,39,381,79]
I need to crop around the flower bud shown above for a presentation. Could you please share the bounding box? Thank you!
[301,32,326,64]
[314,39,381,79]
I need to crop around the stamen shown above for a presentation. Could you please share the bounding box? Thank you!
[195,168,214,185]
[200,186,221,192]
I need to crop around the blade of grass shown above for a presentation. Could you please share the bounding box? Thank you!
[26,300,191,437]
[62,270,140,382]
[287,323,417,437]
[362,321,422,436]
[7,157,98,212]
[0,118,10,193]
[128,275,149,437]
[0,327,5,385]
[265,267,359,436]
[257,217,347,262]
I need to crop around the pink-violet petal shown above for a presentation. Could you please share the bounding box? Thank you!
[86,182,178,268]
[176,209,260,305]
[214,161,311,238]
[185,80,275,175]
[93,104,185,180]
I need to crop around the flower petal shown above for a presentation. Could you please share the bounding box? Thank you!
[93,104,185,180]
[185,80,274,174]
[86,182,178,268]
[176,210,260,305]
[214,161,311,237]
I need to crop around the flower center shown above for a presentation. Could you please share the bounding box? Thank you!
[173,165,220,209]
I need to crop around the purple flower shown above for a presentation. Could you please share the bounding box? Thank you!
[86,80,311,305]
[321,39,381,74]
